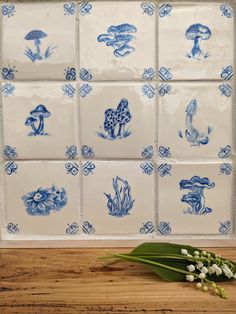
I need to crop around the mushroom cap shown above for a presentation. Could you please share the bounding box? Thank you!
[185,23,211,40]
[25,30,47,41]
[107,24,137,34]
[25,116,37,126]
[30,104,51,118]
[180,176,215,190]
[186,99,197,115]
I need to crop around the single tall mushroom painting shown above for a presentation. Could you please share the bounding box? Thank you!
[25,104,51,136]
[24,30,57,62]
[185,23,211,60]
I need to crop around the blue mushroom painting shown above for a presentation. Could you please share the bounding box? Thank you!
[178,99,212,146]
[185,24,211,59]
[24,30,57,62]
[97,23,137,57]
[22,185,67,216]
[25,104,51,136]
[179,176,215,215]
[104,176,135,217]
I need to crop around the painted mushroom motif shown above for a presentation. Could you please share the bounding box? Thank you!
[25,104,51,136]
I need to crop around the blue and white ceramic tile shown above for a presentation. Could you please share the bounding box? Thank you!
[2,82,78,159]
[82,161,155,235]
[158,82,232,159]
[157,162,233,235]
[3,161,80,237]
[2,2,76,80]
[158,2,234,80]
[79,83,155,158]
[79,1,156,81]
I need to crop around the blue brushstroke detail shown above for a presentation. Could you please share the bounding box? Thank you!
[157,222,172,235]
[218,145,231,159]
[22,185,67,216]
[66,222,79,235]
[142,84,156,98]
[142,68,155,80]
[158,83,171,96]
[179,99,212,147]
[79,68,92,81]
[79,83,92,97]
[97,98,132,141]
[81,145,95,158]
[82,221,95,234]
[2,65,17,80]
[65,145,78,159]
[140,162,154,175]
[4,145,17,159]
[158,67,172,81]
[105,176,135,217]
[2,4,15,17]
[140,221,155,234]
[220,163,232,175]
[64,2,76,15]
[25,104,51,136]
[5,161,18,175]
[220,4,233,18]
[97,23,137,57]
[157,163,171,177]
[62,83,76,97]
[159,3,172,17]
[221,66,233,80]
[64,67,76,80]
[158,146,171,158]
[65,162,79,175]
[82,161,95,176]
[7,223,19,234]
[219,220,231,234]
[24,30,57,62]
[141,2,155,16]
[79,1,92,15]
[219,83,232,97]
[1,83,15,96]
[142,146,154,159]
[180,176,215,215]
[185,24,211,60]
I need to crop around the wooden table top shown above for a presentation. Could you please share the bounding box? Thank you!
[0,247,236,314]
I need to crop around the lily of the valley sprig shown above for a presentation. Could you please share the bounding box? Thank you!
[100,243,236,299]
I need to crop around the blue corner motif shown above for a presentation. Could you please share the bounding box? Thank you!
[97,98,132,141]
[218,145,231,159]
[25,104,51,136]
[141,2,155,16]
[180,176,215,215]
[142,84,156,98]
[140,162,154,175]
[158,83,171,97]
[81,145,95,159]
[64,67,76,80]
[185,24,211,60]
[79,1,92,15]
[64,2,76,15]
[220,163,232,175]
[82,161,95,176]
[62,83,76,97]
[4,145,17,159]
[157,163,171,177]
[158,67,172,81]
[221,66,233,80]
[219,83,232,97]
[66,222,79,235]
[79,68,92,81]
[141,146,154,159]
[97,24,137,57]
[159,3,172,17]
[65,145,78,159]
[140,221,155,234]
[2,65,17,80]
[178,99,212,147]
[7,223,19,234]
[158,146,171,158]
[2,4,15,17]
[82,221,95,234]
[22,185,67,216]
[65,162,79,175]
[2,83,15,97]
[220,4,233,18]
[105,176,135,217]
[142,68,155,80]
[5,161,18,175]
[79,83,92,97]
[24,30,57,62]
[219,220,231,234]
[157,222,172,235]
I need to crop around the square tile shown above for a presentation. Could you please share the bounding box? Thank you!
[158,82,232,160]
[2,161,80,238]
[2,2,76,80]
[79,1,156,81]
[2,82,78,160]
[82,161,155,235]
[157,162,233,235]
[80,82,155,159]
[158,2,234,80]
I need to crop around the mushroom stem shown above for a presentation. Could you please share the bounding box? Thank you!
[36,115,44,135]
[34,39,41,54]
[191,36,202,58]
[30,122,38,134]
[117,123,124,137]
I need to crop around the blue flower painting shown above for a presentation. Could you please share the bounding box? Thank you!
[97,23,137,57]
[105,176,135,217]
[178,99,212,146]
[97,98,132,140]
[25,104,51,136]
[22,185,67,216]
[179,176,215,215]
[185,24,211,60]
[24,30,57,62]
